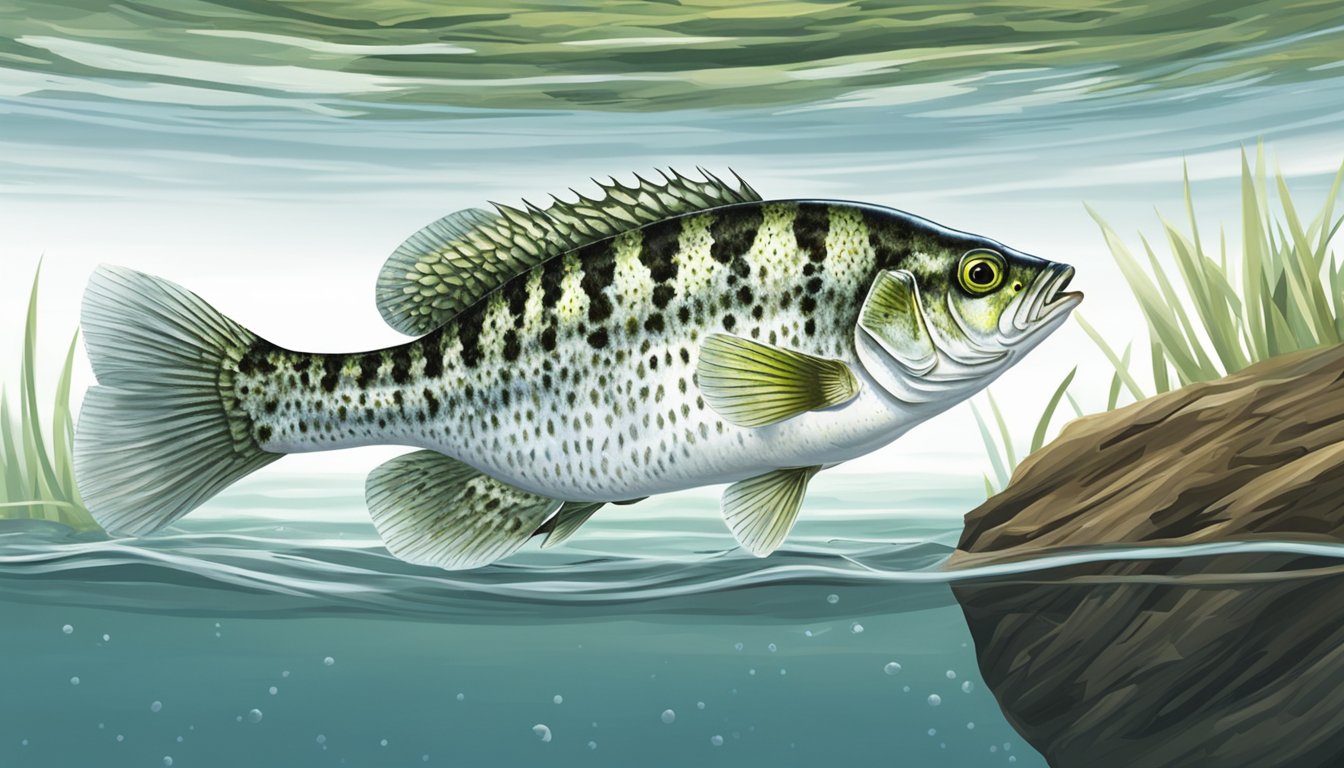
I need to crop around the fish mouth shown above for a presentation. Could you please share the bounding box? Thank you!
[1006,264,1083,340]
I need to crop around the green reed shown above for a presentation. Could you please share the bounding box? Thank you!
[0,265,99,530]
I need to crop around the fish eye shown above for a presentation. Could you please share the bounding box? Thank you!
[957,250,1006,295]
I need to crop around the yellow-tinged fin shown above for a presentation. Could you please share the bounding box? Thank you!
[722,466,820,557]
[366,450,562,570]
[539,501,604,549]
[857,269,937,374]
[695,334,860,428]
[376,168,761,335]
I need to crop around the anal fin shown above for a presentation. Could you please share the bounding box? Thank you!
[366,450,562,570]
[538,501,604,549]
[721,466,820,557]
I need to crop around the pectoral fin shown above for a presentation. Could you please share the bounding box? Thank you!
[696,334,860,428]
[366,450,562,570]
[721,466,820,557]
[858,270,937,374]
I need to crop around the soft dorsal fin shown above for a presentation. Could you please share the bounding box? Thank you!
[377,168,762,336]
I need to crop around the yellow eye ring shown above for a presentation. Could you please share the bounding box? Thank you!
[958,250,1006,295]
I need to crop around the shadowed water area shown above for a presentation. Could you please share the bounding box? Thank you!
[3,2,1344,766]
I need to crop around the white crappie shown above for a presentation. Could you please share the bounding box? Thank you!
[75,170,1081,568]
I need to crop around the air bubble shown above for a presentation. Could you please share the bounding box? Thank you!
[269,687,278,696]
[945,670,956,679]
[961,681,974,693]
[696,701,705,710]
[151,701,162,713]
[587,741,597,750]
[711,735,724,746]
[163,757,173,766]
[661,709,676,724]
[247,709,263,724]
[927,694,942,706]
[884,662,902,675]
[851,623,864,634]
[826,594,839,604]
[323,656,335,667]
[532,724,552,743]
[553,695,563,704]
[767,643,777,652]
[62,624,73,635]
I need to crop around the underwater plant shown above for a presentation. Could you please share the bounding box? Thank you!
[0,265,99,530]
[978,145,1343,493]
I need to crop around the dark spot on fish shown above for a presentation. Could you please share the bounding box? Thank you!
[541,257,565,305]
[736,285,754,306]
[723,314,737,331]
[581,241,616,322]
[751,304,764,320]
[794,204,829,263]
[640,220,680,282]
[264,400,278,414]
[256,425,272,442]
[541,325,557,352]
[652,283,675,309]
[337,405,348,419]
[506,280,527,318]
[677,305,690,324]
[502,329,520,362]
[679,348,690,364]
[644,314,664,333]
[390,347,413,385]
[648,355,658,370]
[804,318,816,336]
[356,355,379,389]
[320,355,343,393]
[710,207,762,264]
[626,316,639,336]
[801,296,817,314]
[298,420,308,433]
[456,312,486,367]
[806,276,823,294]
[865,209,913,270]
[422,331,444,378]
[588,328,609,349]
[803,262,816,277]
[298,370,311,388]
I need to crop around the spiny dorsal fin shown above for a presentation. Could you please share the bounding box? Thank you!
[376,168,762,336]
[366,450,562,570]
[695,333,861,428]
[721,466,820,557]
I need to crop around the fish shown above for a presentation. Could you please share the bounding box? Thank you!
[74,169,1082,569]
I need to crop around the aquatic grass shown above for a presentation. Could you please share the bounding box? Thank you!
[1085,145,1344,397]
[0,266,99,530]
[974,368,1079,494]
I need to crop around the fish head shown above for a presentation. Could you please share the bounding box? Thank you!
[858,226,1082,403]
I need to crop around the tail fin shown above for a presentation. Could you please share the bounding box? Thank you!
[75,266,280,535]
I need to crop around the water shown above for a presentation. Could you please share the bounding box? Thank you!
[4,3,1344,766]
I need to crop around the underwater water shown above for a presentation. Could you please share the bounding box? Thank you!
[4,2,1344,766]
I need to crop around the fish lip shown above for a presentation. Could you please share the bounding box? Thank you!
[1030,265,1082,324]
[1002,264,1082,343]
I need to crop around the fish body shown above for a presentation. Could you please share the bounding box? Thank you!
[75,172,1081,568]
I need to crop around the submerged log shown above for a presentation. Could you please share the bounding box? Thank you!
[949,342,1344,568]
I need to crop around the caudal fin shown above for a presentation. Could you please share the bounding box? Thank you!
[75,266,280,535]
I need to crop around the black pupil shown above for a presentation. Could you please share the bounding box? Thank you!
[968,261,995,286]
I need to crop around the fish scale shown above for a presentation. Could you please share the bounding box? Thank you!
[73,170,1081,568]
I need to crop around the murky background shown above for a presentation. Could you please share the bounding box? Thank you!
[2,2,1343,766]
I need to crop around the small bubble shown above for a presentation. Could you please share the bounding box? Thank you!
[282,671,290,678]
[163,757,174,767]
[966,722,975,730]
[176,736,183,743]
[661,709,676,724]
[116,735,124,743]
[946,670,956,679]
[961,681,974,693]
[323,656,335,667]
[927,694,942,706]
[553,695,563,704]
[826,594,839,604]
[1010,757,1017,763]
[767,643,777,652]
[779,668,787,675]
[62,624,73,635]
[804,630,813,637]
[380,739,388,747]
[269,687,278,696]
[316,735,327,745]
[733,642,743,651]
[422,756,430,763]
[247,709,263,724]
[214,622,221,628]
[456,693,465,701]
[991,746,999,753]
[851,623,864,634]
[21,739,28,746]
[711,735,724,746]
[884,662,902,675]
[532,724,552,743]
[103,634,111,642]
[748,668,756,676]
[1004,743,1013,752]
[903,685,911,692]
[151,701,162,713]
[928,728,937,736]
[587,741,597,750]
[697,701,705,710]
